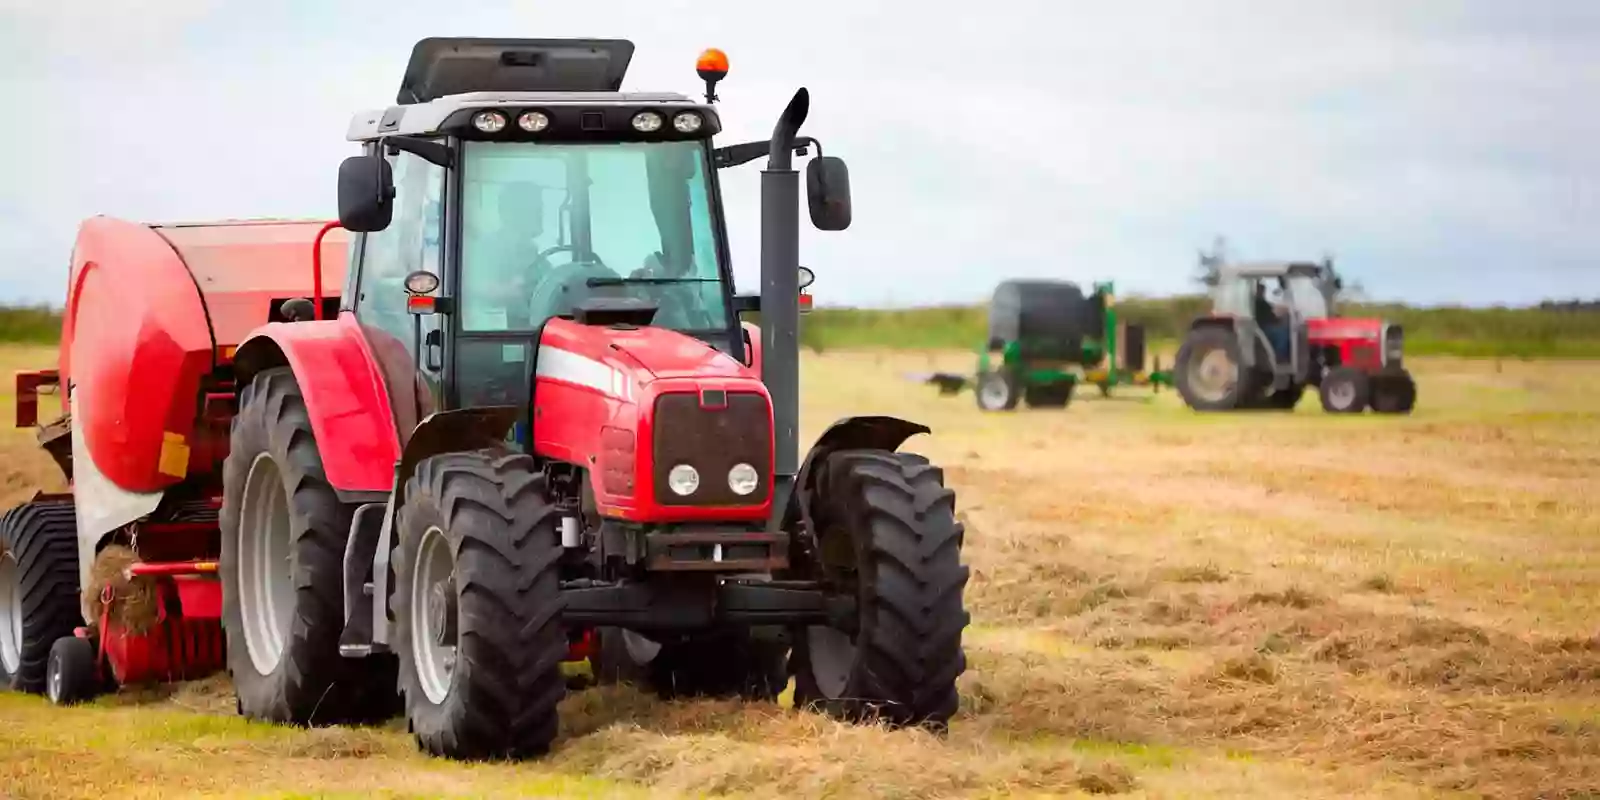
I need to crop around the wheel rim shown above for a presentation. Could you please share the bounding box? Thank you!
[1188,347,1238,403]
[239,453,296,676]
[806,625,856,698]
[1328,381,1356,409]
[978,377,1009,408]
[47,652,62,702]
[1,551,23,675]
[622,629,660,664]
[411,525,458,705]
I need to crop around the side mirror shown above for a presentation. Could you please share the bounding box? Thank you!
[337,154,395,233]
[798,266,815,289]
[805,156,852,231]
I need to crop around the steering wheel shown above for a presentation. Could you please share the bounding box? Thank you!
[522,244,625,323]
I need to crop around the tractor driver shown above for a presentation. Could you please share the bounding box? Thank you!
[1254,280,1291,361]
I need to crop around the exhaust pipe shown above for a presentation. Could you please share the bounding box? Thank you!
[760,88,809,511]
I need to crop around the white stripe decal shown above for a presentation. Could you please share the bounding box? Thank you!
[536,346,634,401]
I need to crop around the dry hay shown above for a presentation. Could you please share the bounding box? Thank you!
[82,544,163,636]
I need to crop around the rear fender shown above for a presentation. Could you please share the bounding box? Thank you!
[1187,316,1259,369]
[789,415,931,535]
[233,316,402,496]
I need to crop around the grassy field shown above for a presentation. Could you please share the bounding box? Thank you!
[1,343,1598,799]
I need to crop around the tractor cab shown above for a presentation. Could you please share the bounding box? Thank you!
[1209,261,1336,325]
[332,38,847,423]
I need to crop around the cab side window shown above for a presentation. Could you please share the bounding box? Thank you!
[355,149,444,352]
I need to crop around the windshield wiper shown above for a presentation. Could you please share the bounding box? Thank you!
[586,277,719,286]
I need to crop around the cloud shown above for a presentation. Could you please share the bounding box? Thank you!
[0,0,1595,308]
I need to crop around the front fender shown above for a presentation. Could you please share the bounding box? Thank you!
[789,415,931,534]
[393,406,521,509]
[233,316,402,494]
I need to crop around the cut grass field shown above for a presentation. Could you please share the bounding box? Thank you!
[1,343,1597,799]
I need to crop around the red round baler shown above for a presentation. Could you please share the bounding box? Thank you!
[4,216,347,694]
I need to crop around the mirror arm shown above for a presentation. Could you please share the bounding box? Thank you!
[714,137,817,170]
[731,294,760,315]
[384,135,455,169]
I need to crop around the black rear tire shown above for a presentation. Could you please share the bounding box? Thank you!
[392,449,567,761]
[1318,367,1371,413]
[1263,384,1305,410]
[594,626,788,701]
[221,367,399,726]
[46,635,99,705]
[791,450,969,730]
[1175,326,1261,411]
[1370,371,1416,414]
[1023,381,1076,409]
[0,500,82,694]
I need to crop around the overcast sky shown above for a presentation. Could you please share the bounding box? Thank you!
[2,1,1596,308]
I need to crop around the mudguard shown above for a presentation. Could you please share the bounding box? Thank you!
[233,314,403,494]
[364,405,520,650]
[790,415,931,535]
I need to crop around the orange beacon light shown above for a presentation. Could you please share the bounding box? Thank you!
[696,48,729,103]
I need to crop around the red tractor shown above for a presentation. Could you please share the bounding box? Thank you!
[1173,259,1416,414]
[0,38,970,761]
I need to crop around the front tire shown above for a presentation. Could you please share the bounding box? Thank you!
[1370,371,1416,414]
[791,450,969,730]
[0,500,82,694]
[1319,367,1370,414]
[221,367,397,726]
[391,449,567,761]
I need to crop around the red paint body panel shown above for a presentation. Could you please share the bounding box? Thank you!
[534,319,773,523]
[1308,317,1385,371]
[173,577,223,620]
[237,313,402,493]
[150,220,349,346]
[59,217,348,495]
[62,218,217,493]
[98,578,225,685]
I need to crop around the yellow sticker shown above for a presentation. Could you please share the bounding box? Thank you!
[158,432,190,478]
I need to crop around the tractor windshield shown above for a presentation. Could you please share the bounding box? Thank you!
[1284,275,1330,319]
[457,140,729,333]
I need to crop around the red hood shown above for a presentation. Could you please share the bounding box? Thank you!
[540,318,756,387]
[1307,316,1384,342]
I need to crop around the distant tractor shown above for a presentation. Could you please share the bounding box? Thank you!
[1173,259,1415,414]
[0,38,970,761]
[921,279,1171,411]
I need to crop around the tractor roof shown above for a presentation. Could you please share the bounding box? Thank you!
[1218,260,1327,279]
[398,37,635,104]
[347,36,710,142]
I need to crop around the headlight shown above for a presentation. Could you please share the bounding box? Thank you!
[631,111,663,133]
[667,464,699,496]
[517,111,549,132]
[672,111,703,133]
[471,110,507,133]
[727,462,759,496]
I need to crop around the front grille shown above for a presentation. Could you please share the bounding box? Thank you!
[652,391,771,506]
